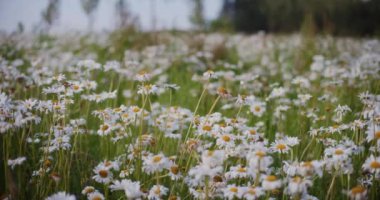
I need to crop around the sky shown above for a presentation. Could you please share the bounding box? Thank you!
[0,0,223,33]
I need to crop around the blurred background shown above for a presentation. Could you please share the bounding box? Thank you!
[0,0,379,36]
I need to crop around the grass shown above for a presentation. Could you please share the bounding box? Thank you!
[0,30,380,199]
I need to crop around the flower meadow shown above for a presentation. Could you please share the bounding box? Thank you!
[0,32,379,200]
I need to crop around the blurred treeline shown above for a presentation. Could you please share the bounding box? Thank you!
[214,0,380,36]
[34,0,380,36]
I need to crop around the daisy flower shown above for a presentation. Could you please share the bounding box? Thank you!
[270,140,290,154]
[45,191,76,200]
[168,163,182,180]
[250,101,266,117]
[346,185,367,200]
[97,123,112,136]
[201,150,225,168]
[223,185,243,200]
[225,165,248,180]
[262,175,282,191]
[93,165,113,184]
[110,179,143,199]
[365,123,380,144]
[148,185,169,199]
[136,70,151,82]
[7,156,27,169]
[285,176,312,196]
[143,153,170,174]
[216,133,235,148]
[203,70,217,79]
[87,191,104,200]
[81,186,96,195]
[362,155,380,177]
[243,186,265,200]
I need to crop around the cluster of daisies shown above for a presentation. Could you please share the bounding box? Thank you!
[1,32,379,200]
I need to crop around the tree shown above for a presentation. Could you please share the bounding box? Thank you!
[41,0,60,33]
[189,0,205,30]
[80,0,100,31]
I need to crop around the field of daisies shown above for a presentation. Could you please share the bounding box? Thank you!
[0,31,379,200]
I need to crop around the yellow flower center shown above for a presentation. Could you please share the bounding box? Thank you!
[335,149,344,155]
[202,125,212,131]
[85,187,95,194]
[255,151,266,158]
[98,170,108,178]
[375,131,380,139]
[133,107,140,113]
[114,108,122,112]
[73,85,80,90]
[249,129,256,135]
[302,161,313,168]
[101,124,109,131]
[292,176,301,183]
[92,196,102,200]
[170,166,179,174]
[153,155,162,163]
[222,135,231,142]
[237,167,246,173]
[370,161,380,169]
[138,70,147,75]
[266,175,277,182]
[247,188,256,195]
[213,175,223,182]
[229,187,238,193]
[350,185,366,195]
[104,161,112,167]
[217,87,228,95]
[254,106,261,112]
[276,143,287,150]
[207,150,214,156]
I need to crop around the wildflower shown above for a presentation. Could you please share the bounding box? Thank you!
[143,153,170,174]
[148,185,169,199]
[299,160,324,177]
[250,101,266,117]
[267,87,286,100]
[365,124,380,143]
[243,186,265,200]
[87,191,104,200]
[203,70,217,79]
[225,165,248,180]
[82,186,96,195]
[217,87,231,98]
[216,133,235,148]
[362,155,380,177]
[7,157,27,169]
[82,91,117,103]
[201,150,225,168]
[137,84,158,95]
[136,70,151,82]
[93,165,113,184]
[223,185,243,199]
[285,176,312,196]
[45,192,76,200]
[104,61,121,72]
[97,123,112,136]
[168,163,182,180]
[262,175,282,191]
[77,59,101,70]
[334,104,351,122]
[346,185,367,200]
[110,179,143,199]
[271,140,290,154]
